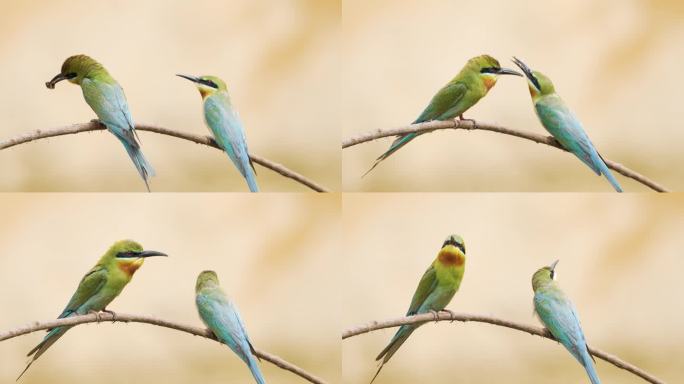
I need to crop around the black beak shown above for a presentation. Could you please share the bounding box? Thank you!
[176,74,201,84]
[138,250,168,258]
[549,259,559,271]
[45,73,68,89]
[496,67,522,77]
[511,57,534,80]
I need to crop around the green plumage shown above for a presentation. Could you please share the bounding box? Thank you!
[17,240,166,380]
[363,55,521,176]
[371,235,466,383]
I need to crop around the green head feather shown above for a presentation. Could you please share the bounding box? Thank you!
[196,270,220,292]
[512,57,556,97]
[176,74,228,98]
[46,54,109,88]
[531,260,559,291]
[441,234,465,254]
[97,240,167,275]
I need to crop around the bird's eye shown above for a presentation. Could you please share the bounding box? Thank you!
[65,72,77,79]
[480,67,498,74]
[550,270,555,280]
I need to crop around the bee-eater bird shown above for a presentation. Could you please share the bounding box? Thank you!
[532,260,601,384]
[177,74,259,192]
[371,234,466,383]
[45,55,155,191]
[363,55,521,176]
[512,57,622,192]
[17,240,167,380]
[195,270,266,384]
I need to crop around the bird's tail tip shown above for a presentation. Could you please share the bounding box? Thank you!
[369,361,385,384]
[16,358,34,381]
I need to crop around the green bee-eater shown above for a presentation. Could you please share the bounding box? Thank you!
[17,240,167,380]
[512,57,622,192]
[364,55,521,176]
[532,260,601,384]
[177,74,259,192]
[196,271,266,383]
[46,55,155,191]
[371,234,466,383]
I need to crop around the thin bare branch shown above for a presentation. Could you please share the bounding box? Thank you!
[343,312,664,384]
[1,312,328,384]
[342,120,668,192]
[0,121,329,192]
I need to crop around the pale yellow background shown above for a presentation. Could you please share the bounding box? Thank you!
[0,194,340,383]
[0,0,339,191]
[343,194,683,383]
[342,0,684,191]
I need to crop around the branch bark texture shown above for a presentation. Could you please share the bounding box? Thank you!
[0,121,329,192]
[343,312,664,384]
[1,312,328,384]
[342,120,668,192]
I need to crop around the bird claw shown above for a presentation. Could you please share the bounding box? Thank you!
[428,310,439,322]
[440,309,457,322]
[88,310,102,323]
[102,309,117,322]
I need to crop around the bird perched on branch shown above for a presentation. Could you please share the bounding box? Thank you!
[371,234,466,383]
[195,270,266,383]
[363,55,521,176]
[532,260,601,384]
[177,74,259,192]
[512,57,622,192]
[46,55,155,191]
[18,240,167,380]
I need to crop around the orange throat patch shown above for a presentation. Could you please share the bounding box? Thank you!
[438,250,464,266]
[483,76,497,90]
[118,259,142,276]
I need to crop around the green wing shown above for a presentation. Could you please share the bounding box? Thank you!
[57,266,108,318]
[406,264,437,315]
[414,82,468,123]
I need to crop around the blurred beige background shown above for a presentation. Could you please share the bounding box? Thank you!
[0,194,340,383]
[343,194,683,383]
[0,0,340,191]
[342,0,684,191]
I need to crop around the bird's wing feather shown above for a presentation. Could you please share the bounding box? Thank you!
[81,79,139,148]
[57,266,108,319]
[414,82,468,123]
[196,292,252,363]
[406,265,437,315]
[204,95,252,177]
[534,291,587,362]
[535,99,601,175]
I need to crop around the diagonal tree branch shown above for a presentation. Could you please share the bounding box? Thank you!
[343,312,664,384]
[1,312,328,384]
[342,120,669,192]
[0,121,330,192]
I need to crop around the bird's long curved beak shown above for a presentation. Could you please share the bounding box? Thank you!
[549,259,559,271]
[176,73,201,83]
[511,57,534,80]
[45,73,67,89]
[138,250,168,258]
[496,67,522,76]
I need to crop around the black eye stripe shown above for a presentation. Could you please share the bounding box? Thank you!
[116,251,139,258]
[442,239,466,254]
[530,75,541,91]
[550,270,555,279]
[66,72,77,79]
[480,67,499,74]
[200,79,218,88]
